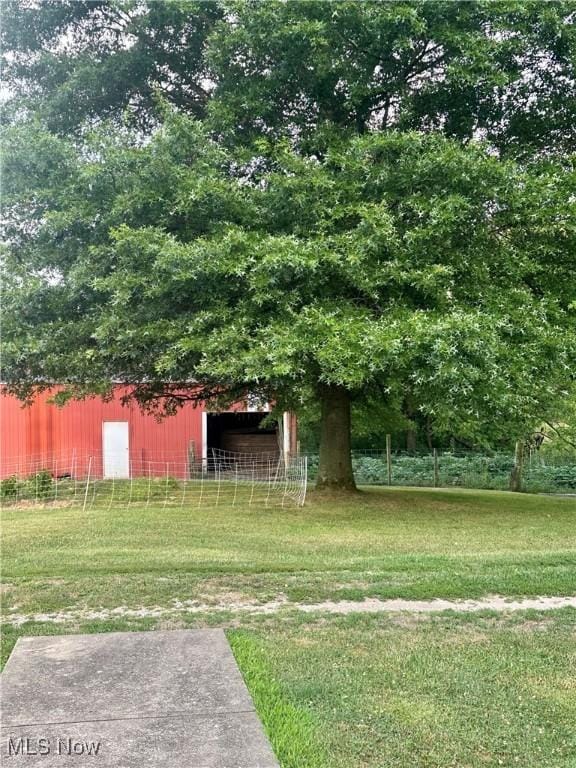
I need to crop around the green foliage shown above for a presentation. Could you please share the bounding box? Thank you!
[2,117,575,449]
[3,1,576,157]
[523,463,576,493]
[2,2,576,485]
[0,476,21,500]
[28,470,54,499]
[348,453,514,488]
[305,452,576,493]
[1,471,54,501]
[210,1,576,158]
[0,0,222,132]
[539,390,576,459]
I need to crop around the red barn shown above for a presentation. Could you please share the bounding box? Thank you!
[0,387,297,479]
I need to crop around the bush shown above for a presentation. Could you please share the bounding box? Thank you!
[1,470,54,502]
[26,470,54,499]
[0,475,23,499]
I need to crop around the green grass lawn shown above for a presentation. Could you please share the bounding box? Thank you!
[2,487,575,767]
[230,610,576,768]
[2,487,575,616]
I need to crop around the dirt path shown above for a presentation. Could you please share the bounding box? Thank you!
[299,595,576,614]
[4,595,576,627]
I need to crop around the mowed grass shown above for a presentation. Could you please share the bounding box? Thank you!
[2,487,575,767]
[230,610,576,768]
[2,487,575,616]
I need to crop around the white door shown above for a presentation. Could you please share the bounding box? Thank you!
[103,422,130,479]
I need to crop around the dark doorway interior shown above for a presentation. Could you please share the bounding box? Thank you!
[207,412,279,464]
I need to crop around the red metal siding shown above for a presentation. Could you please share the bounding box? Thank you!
[0,387,203,478]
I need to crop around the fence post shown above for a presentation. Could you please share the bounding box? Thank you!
[188,440,196,478]
[163,462,170,509]
[215,463,221,507]
[233,464,239,507]
[509,440,524,492]
[82,457,93,512]
[301,455,308,506]
[265,458,272,508]
[386,434,392,486]
[249,461,256,506]
[433,448,439,488]
[127,460,134,507]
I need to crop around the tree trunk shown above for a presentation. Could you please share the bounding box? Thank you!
[406,428,417,454]
[426,418,434,451]
[316,384,356,491]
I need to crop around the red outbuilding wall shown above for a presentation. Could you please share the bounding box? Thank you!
[0,387,298,479]
[0,387,203,479]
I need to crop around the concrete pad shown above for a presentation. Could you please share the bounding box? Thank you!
[1,630,279,767]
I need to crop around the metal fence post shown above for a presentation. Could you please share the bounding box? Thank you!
[188,440,196,478]
[386,434,392,486]
[82,457,93,512]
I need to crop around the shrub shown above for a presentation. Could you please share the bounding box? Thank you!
[0,475,22,499]
[26,470,54,499]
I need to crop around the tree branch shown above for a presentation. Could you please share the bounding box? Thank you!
[543,420,576,450]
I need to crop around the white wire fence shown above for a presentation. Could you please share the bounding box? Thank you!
[0,448,308,509]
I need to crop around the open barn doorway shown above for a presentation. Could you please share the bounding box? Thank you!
[205,412,279,468]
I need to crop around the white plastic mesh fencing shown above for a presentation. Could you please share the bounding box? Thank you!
[0,448,308,509]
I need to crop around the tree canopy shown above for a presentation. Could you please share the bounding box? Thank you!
[3,1,576,156]
[3,114,575,486]
[2,1,576,488]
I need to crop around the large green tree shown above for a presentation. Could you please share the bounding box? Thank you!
[3,116,575,487]
[2,1,576,488]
